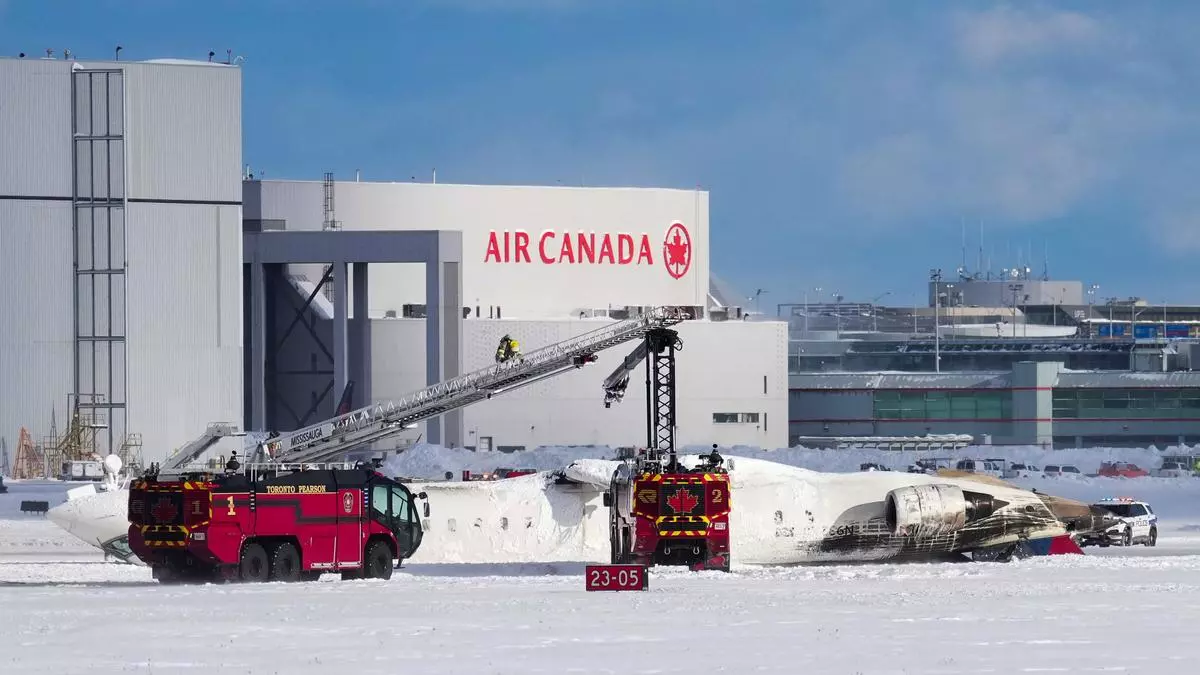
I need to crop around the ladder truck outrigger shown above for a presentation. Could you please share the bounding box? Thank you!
[601,327,732,572]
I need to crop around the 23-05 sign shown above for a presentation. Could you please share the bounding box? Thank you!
[585,564,648,592]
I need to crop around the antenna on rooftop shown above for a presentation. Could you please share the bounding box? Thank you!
[1042,240,1049,281]
[114,45,122,61]
[208,50,215,62]
[960,220,966,278]
[977,221,984,281]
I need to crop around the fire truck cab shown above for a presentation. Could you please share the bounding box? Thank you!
[128,462,427,583]
[605,451,731,571]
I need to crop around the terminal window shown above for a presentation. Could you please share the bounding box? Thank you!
[713,412,760,424]
[1052,388,1200,419]
[873,391,1012,420]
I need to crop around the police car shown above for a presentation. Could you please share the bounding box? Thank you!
[1077,497,1158,548]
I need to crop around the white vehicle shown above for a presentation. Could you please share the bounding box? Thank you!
[954,459,1006,479]
[1153,462,1193,478]
[1043,465,1082,477]
[1078,497,1158,548]
[1009,463,1041,478]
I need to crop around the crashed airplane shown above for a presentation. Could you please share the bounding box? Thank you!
[48,454,1118,567]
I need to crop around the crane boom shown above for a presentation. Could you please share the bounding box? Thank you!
[602,326,683,467]
[260,306,693,464]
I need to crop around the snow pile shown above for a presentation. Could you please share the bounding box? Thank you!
[750,444,1179,475]
[384,442,618,479]
[384,442,1185,481]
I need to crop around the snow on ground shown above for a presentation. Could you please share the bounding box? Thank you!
[4,551,1200,673]
[0,480,99,562]
[7,446,1200,672]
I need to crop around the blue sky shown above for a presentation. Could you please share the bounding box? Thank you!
[5,0,1200,308]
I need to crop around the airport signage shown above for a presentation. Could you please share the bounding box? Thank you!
[484,222,692,279]
[584,564,648,592]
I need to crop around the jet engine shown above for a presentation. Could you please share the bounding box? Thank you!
[884,484,1000,535]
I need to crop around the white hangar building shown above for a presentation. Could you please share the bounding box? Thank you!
[1,54,786,467]
[243,178,787,453]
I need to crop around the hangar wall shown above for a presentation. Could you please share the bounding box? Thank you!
[0,56,243,467]
[244,180,710,320]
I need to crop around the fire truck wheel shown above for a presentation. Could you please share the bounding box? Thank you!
[364,540,394,581]
[239,542,271,583]
[270,542,302,582]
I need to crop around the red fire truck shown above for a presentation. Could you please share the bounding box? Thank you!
[127,461,428,583]
[605,453,731,571]
[600,327,733,572]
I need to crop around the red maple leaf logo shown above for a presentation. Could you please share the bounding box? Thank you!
[666,488,699,514]
[662,222,692,280]
[150,497,178,523]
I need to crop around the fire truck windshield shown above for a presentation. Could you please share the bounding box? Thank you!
[370,481,422,556]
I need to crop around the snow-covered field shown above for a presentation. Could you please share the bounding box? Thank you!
[5,445,1200,673]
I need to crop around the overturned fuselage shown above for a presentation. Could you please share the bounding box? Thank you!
[49,456,1117,567]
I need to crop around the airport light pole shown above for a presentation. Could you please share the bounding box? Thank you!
[1087,284,1099,337]
[930,269,942,373]
[834,293,844,337]
[804,286,822,334]
[871,291,891,333]
[1008,284,1022,338]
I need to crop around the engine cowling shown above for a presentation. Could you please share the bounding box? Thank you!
[884,484,1001,535]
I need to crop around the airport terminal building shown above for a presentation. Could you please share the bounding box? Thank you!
[787,272,1200,449]
[1,55,786,470]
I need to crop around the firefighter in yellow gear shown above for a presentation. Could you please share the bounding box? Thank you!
[495,334,521,363]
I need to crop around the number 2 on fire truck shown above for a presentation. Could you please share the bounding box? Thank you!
[712,488,723,503]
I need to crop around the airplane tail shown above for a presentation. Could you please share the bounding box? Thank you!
[335,381,355,416]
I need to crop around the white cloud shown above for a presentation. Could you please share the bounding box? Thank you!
[331,2,1200,264]
[954,4,1107,66]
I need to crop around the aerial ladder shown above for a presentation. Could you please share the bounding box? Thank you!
[252,306,694,465]
[599,325,732,572]
[161,423,243,471]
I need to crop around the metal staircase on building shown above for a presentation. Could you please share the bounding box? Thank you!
[260,306,694,465]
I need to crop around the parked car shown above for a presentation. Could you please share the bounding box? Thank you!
[1153,461,1194,478]
[954,459,1006,478]
[859,462,890,472]
[1044,465,1082,477]
[1009,463,1041,478]
[1098,462,1149,478]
